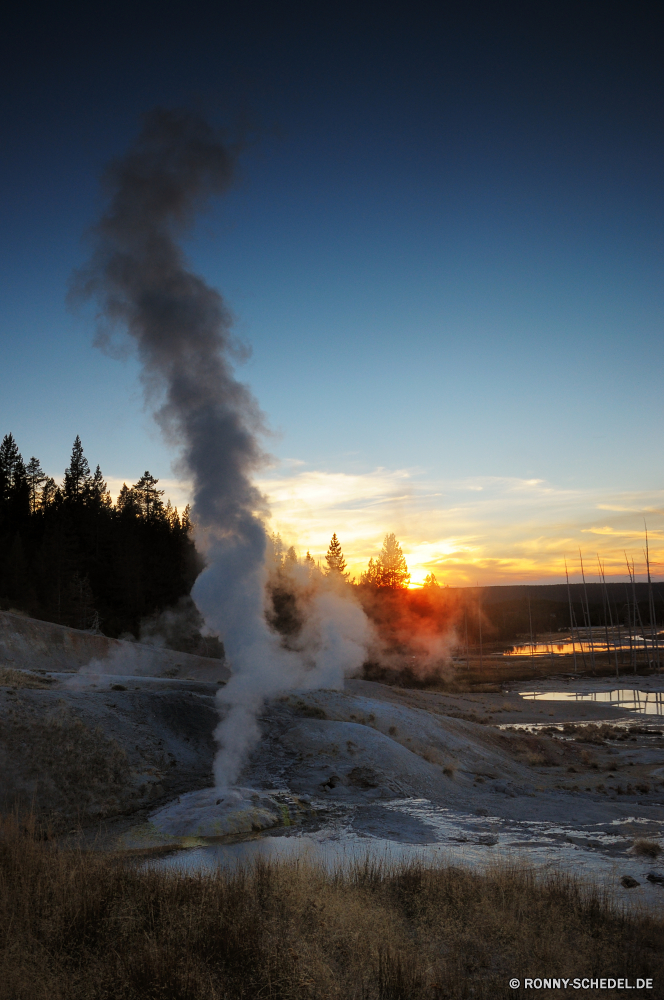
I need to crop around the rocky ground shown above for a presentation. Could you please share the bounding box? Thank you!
[1,665,662,838]
[1,613,663,896]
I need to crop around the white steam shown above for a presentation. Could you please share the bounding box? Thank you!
[195,544,372,787]
[75,108,373,787]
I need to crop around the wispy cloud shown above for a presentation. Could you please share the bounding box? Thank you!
[106,465,664,585]
[257,466,664,585]
[582,525,664,539]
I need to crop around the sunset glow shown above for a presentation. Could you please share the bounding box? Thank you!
[102,466,664,587]
[256,467,664,587]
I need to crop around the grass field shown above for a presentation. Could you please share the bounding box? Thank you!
[1,814,662,999]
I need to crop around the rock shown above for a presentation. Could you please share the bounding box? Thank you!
[148,787,292,838]
[347,766,380,788]
[620,876,640,888]
[478,833,498,845]
[321,774,343,791]
[645,871,664,885]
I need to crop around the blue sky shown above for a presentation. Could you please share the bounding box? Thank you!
[1,2,662,583]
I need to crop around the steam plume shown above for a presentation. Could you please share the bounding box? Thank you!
[75,108,371,786]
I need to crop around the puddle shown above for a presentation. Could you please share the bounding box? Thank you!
[519,688,664,716]
[505,638,662,657]
[147,797,664,911]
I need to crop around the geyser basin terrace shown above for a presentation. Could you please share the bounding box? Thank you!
[2,616,663,915]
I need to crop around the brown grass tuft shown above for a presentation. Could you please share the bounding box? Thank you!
[631,838,662,858]
[0,814,663,999]
[0,666,54,688]
[571,724,632,745]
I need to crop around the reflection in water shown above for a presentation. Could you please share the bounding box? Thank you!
[518,688,664,715]
[506,638,661,657]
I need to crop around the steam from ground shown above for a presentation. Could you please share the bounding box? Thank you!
[74,108,372,786]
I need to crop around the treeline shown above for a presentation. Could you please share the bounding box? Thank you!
[266,532,458,685]
[0,433,202,640]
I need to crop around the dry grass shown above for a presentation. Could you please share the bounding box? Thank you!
[0,703,131,831]
[0,666,53,688]
[631,838,662,859]
[1,815,663,999]
[569,724,634,745]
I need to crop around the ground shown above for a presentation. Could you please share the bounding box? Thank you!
[1,612,663,904]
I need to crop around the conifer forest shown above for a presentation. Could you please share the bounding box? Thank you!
[0,433,201,640]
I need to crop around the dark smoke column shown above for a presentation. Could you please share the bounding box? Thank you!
[76,108,371,787]
[74,109,282,784]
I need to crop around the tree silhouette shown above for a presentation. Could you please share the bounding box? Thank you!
[63,435,91,501]
[360,556,379,586]
[0,432,202,641]
[0,434,21,509]
[422,572,441,589]
[40,477,58,507]
[25,457,47,514]
[325,533,348,578]
[363,533,410,589]
[133,471,165,521]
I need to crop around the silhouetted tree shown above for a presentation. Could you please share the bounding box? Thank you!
[40,477,58,508]
[0,432,204,640]
[25,457,47,514]
[325,533,348,578]
[116,482,141,517]
[0,434,21,500]
[362,533,410,589]
[63,435,91,502]
[84,465,111,509]
[133,471,165,521]
[360,557,379,586]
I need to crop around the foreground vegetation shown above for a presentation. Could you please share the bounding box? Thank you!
[1,816,662,999]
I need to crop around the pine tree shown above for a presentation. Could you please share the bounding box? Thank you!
[0,433,21,507]
[365,533,410,589]
[360,556,379,585]
[25,457,47,514]
[269,532,285,566]
[63,435,91,501]
[325,533,348,577]
[0,432,204,638]
[181,505,193,533]
[85,465,112,509]
[116,483,141,517]
[423,572,441,589]
[8,455,30,522]
[133,471,165,521]
[40,477,58,508]
[164,499,181,529]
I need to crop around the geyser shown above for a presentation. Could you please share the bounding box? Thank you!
[75,107,372,788]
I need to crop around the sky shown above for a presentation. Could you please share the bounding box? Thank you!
[1,1,663,586]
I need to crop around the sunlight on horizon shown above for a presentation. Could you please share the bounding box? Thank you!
[105,468,664,588]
